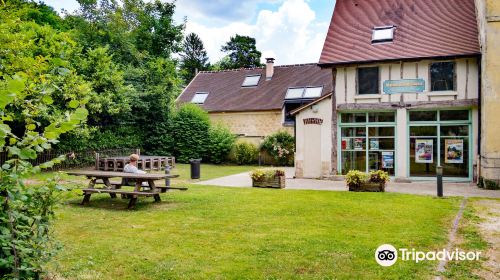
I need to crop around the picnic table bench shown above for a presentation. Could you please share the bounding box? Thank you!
[67,170,187,209]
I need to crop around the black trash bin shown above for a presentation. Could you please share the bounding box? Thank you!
[189,159,201,179]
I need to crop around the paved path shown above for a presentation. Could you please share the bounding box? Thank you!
[196,168,500,198]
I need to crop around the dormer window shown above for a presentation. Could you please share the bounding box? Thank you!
[372,26,395,43]
[242,75,261,87]
[191,92,209,104]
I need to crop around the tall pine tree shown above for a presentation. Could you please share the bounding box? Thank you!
[220,34,262,69]
[180,32,210,83]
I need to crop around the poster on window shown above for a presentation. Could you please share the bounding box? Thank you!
[415,139,433,163]
[370,139,379,150]
[341,138,351,150]
[354,138,364,150]
[445,139,464,164]
[382,152,394,169]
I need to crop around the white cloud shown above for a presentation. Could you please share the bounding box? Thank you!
[184,0,328,65]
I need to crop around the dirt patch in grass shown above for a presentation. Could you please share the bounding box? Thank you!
[474,199,500,279]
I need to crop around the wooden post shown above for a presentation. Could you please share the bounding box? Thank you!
[95,152,100,170]
[331,68,338,175]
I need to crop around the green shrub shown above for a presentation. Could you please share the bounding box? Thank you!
[369,170,390,184]
[207,124,236,164]
[345,170,368,189]
[484,179,499,190]
[261,130,295,166]
[233,142,259,165]
[170,104,210,163]
[250,169,285,181]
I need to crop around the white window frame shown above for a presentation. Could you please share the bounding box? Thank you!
[242,75,261,87]
[191,92,209,104]
[372,26,395,43]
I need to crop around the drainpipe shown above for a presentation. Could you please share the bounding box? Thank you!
[477,58,482,180]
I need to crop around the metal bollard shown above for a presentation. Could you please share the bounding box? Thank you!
[436,166,443,197]
[165,165,171,187]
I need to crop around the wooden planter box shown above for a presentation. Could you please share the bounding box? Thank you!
[252,175,286,189]
[349,182,385,192]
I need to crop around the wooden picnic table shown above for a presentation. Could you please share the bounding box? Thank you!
[67,170,187,209]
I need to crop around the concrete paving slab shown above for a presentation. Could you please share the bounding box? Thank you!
[196,168,500,198]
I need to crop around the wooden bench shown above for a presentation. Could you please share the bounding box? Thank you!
[67,171,187,209]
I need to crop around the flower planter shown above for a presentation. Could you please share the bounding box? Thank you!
[349,182,386,192]
[252,175,286,189]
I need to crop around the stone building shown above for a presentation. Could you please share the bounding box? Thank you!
[176,59,333,145]
[476,0,500,184]
[294,0,481,181]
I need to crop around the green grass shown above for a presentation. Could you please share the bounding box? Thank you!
[46,180,462,279]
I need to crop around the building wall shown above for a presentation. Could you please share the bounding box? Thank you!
[333,58,479,181]
[334,58,479,105]
[295,97,332,178]
[476,0,500,181]
[209,110,293,145]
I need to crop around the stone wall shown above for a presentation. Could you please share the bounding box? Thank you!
[476,0,500,181]
[209,110,293,139]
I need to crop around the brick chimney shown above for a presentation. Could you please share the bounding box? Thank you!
[266,58,275,80]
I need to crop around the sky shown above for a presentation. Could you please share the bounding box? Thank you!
[42,0,336,65]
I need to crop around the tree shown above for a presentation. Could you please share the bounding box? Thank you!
[220,34,262,69]
[0,5,90,277]
[180,32,210,83]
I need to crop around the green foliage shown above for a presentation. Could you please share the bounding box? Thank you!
[207,124,236,164]
[250,169,285,181]
[170,104,210,163]
[180,32,210,84]
[345,170,368,189]
[220,34,262,69]
[0,6,90,278]
[261,130,295,166]
[369,170,390,184]
[233,142,259,165]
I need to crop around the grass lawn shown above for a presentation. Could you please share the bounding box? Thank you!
[43,164,462,279]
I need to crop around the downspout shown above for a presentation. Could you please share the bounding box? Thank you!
[477,57,482,180]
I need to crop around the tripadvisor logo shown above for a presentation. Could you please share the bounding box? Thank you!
[375,244,481,267]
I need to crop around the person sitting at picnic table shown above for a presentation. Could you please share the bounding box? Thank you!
[124,154,146,174]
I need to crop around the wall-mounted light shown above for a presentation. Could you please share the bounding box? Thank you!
[312,104,319,113]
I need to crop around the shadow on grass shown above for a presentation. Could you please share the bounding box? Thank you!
[62,193,181,212]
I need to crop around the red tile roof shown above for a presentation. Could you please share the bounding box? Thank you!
[176,64,333,112]
[319,0,480,66]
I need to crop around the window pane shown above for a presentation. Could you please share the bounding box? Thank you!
[409,111,437,122]
[369,152,395,175]
[341,137,366,150]
[410,126,437,137]
[441,137,469,178]
[341,113,366,123]
[430,62,455,91]
[369,112,395,122]
[341,151,366,174]
[372,27,394,42]
[303,87,323,98]
[341,127,366,137]
[369,127,394,137]
[285,88,304,99]
[440,110,469,121]
[358,67,379,95]
[440,125,468,137]
[191,93,208,104]
[242,75,261,87]
[409,138,437,177]
[368,138,394,150]
[284,103,302,123]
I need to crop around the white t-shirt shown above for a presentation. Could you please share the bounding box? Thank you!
[124,164,146,174]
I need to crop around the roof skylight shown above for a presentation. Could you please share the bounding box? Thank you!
[191,92,209,104]
[285,86,323,100]
[372,26,395,43]
[242,75,261,87]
